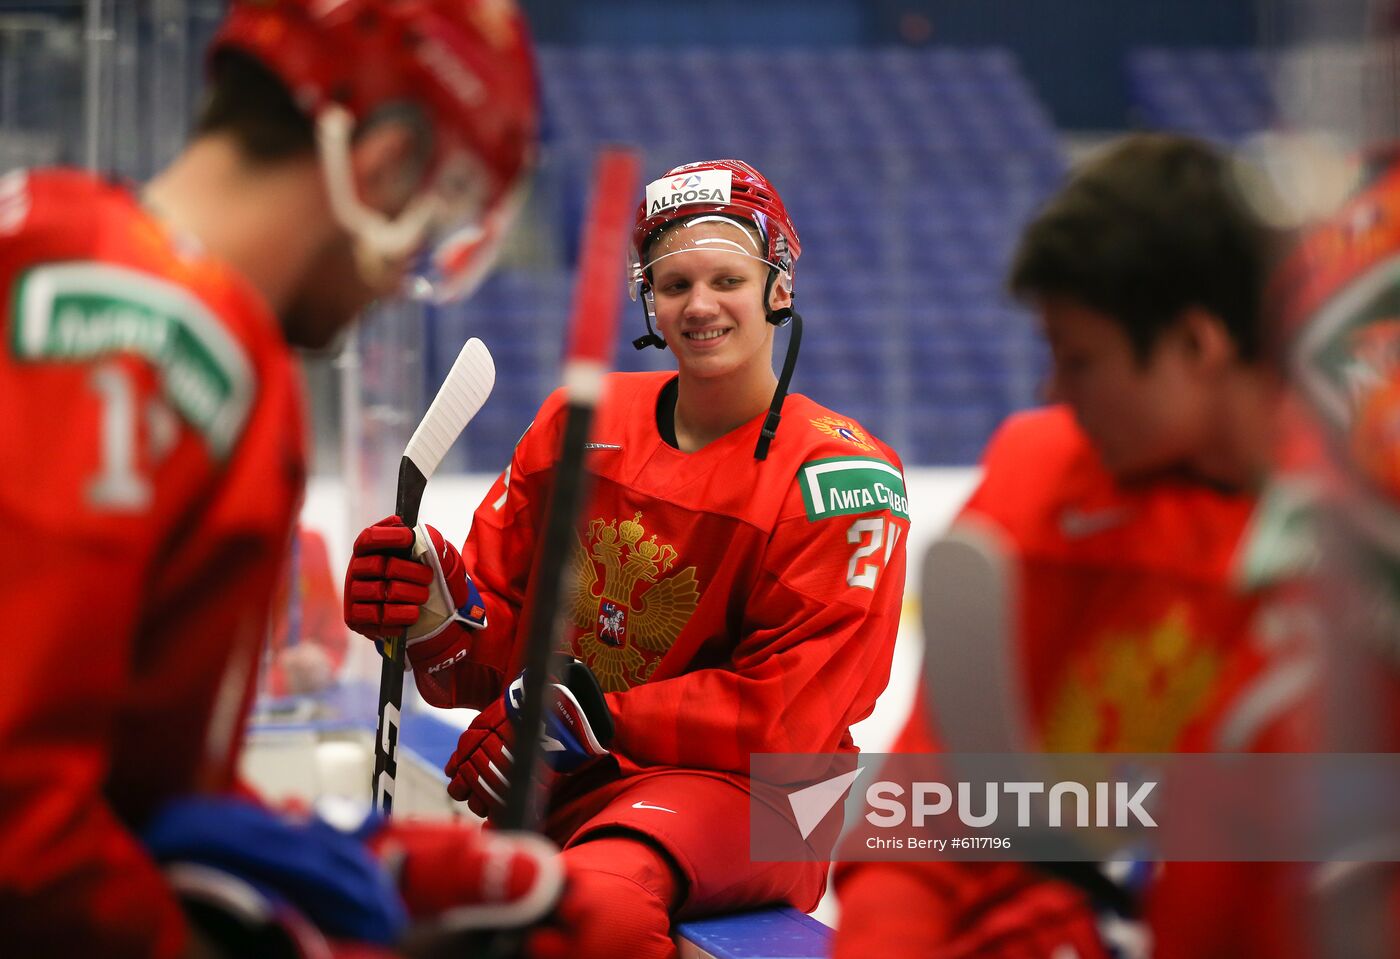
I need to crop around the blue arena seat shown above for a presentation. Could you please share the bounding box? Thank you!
[518,46,1062,464]
[1127,47,1276,142]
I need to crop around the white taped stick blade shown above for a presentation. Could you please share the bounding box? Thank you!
[920,517,1033,752]
[403,338,495,479]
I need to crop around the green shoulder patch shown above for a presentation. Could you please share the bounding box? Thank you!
[1235,478,1320,590]
[799,456,909,522]
[12,261,255,457]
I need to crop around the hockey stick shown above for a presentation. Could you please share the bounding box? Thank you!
[373,337,496,815]
[499,147,640,832]
[921,520,1142,917]
[921,518,1033,753]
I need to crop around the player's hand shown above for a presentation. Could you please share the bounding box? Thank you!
[377,822,595,959]
[276,644,336,694]
[446,695,518,819]
[144,795,409,953]
[367,821,564,934]
[445,659,614,820]
[146,794,571,958]
[343,516,486,645]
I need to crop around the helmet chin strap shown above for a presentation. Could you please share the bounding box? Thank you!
[632,288,666,350]
[755,268,801,460]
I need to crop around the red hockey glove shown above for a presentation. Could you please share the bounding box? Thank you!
[367,820,564,935]
[446,695,518,819]
[445,659,614,820]
[344,516,486,646]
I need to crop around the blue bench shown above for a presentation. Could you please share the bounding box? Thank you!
[677,907,833,959]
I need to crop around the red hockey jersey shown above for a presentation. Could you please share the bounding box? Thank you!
[0,170,306,956]
[834,405,1258,958]
[962,405,1258,752]
[408,371,909,782]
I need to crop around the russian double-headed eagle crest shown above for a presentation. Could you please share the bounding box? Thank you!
[1041,606,1221,752]
[569,511,700,692]
[810,415,875,451]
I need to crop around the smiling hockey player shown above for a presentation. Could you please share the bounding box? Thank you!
[346,158,910,958]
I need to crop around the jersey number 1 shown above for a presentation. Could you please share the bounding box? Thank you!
[87,362,178,511]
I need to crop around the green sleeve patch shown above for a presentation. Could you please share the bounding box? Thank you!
[11,261,256,457]
[799,456,909,521]
[1235,478,1320,590]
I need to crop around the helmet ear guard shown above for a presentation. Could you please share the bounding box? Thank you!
[628,256,666,349]
[316,105,439,288]
[762,267,796,327]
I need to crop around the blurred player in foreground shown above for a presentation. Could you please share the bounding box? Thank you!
[831,133,1276,958]
[0,1,551,955]
[345,158,910,957]
[1148,144,1400,959]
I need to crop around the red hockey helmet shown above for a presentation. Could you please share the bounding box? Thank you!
[628,159,805,460]
[211,0,539,301]
[631,159,802,293]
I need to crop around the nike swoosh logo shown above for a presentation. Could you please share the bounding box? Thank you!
[584,442,623,451]
[631,801,677,813]
[1059,506,1131,539]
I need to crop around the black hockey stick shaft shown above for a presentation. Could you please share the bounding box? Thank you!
[499,406,594,830]
[370,338,495,815]
[499,147,639,832]
[371,457,427,815]
[462,148,637,959]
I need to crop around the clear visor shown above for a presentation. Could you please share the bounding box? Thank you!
[405,149,523,304]
[629,214,782,301]
[317,106,522,305]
